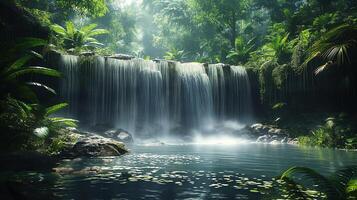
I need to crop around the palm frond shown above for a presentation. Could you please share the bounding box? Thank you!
[49,117,78,127]
[280,177,309,200]
[26,82,57,95]
[14,37,47,50]
[80,23,98,34]
[346,179,357,194]
[5,55,33,73]
[45,103,68,116]
[86,29,109,37]
[50,24,67,36]
[4,66,61,81]
[329,166,357,196]
[65,21,76,37]
[280,166,338,199]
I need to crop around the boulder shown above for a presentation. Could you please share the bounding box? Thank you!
[103,129,134,143]
[61,134,128,158]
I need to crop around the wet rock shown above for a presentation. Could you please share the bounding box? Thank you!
[107,54,135,60]
[79,51,96,56]
[69,135,128,157]
[103,129,134,143]
[257,135,269,143]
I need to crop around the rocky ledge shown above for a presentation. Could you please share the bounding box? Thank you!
[59,128,129,158]
[248,123,298,144]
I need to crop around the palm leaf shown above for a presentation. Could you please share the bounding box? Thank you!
[280,166,338,199]
[14,37,47,50]
[5,55,33,73]
[45,103,68,116]
[280,177,309,200]
[49,117,78,127]
[65,21,76,36]
[26,82,57,95]
[80,23,98,34]
[50,24,67,36]
[28,50,44,60]
[329,166,357,196]
[4,66,61,80]
[346,179,357,194]
[86,29,109,37]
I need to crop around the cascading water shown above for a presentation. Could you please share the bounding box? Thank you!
[58,55,253,137]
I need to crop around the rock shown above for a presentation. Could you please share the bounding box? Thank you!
[257,135,269,143]
[103,129,134,143]
[108,54,135,60]
[79,52,96,56]
[288,138,299,145]
[61,134,128,158]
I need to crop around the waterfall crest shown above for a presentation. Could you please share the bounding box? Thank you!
[58,56,253,137]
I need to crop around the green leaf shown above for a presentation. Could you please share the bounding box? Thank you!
[49,117,78,127]
[6,55,33,73]
[66,21,76,36]
[15,37,47,50]
[87,29,109,37]
[280,166,338,198]
[346,179,357,193]
[33,127,49,138]
[26,82,57,95]
[5,66,61,81]
[50,24,67,36]
[81,23,98,34]
[45,103,68,116]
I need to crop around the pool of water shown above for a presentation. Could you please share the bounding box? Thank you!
[4,143,357,199]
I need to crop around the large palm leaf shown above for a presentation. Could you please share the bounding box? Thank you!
[304,24,357,74]
[279,166,357,199]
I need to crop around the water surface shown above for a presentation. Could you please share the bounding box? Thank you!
[49,143,357,199]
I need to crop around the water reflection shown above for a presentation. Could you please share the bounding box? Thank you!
[2,144,356,199]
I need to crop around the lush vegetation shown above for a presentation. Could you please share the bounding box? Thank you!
[0,37,77,154]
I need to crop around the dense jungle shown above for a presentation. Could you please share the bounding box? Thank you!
[0,0,357,199]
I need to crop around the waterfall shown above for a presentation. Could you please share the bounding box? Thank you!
[58,55,253,137]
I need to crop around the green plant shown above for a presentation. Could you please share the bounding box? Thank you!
[163,48,187,61]
[279,166,357,200]
[51,21,109,54]
[0,37,61,102]
[266,33,291,63]
[0,96,77,152]
[304,24,357,74]
[226,36,255,64]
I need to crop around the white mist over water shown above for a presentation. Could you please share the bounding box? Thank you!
[58,55,253,139]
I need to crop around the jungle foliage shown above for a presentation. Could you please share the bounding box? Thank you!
[0,37,77,153]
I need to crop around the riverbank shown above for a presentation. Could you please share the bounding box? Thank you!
[251,112,357,150]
